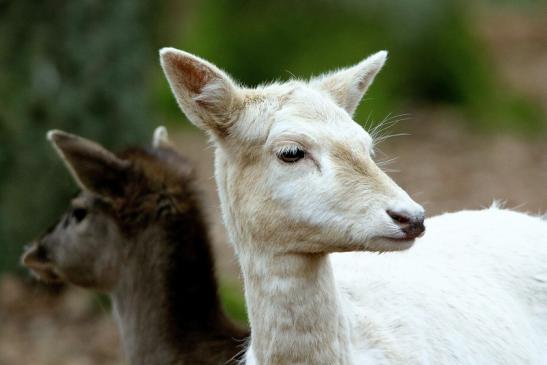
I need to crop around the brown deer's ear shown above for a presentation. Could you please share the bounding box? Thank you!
[311,51,387,116]
[160,47,243,138]
[47,130,130,198]
[151,126,194,177]
[152,126,172,149]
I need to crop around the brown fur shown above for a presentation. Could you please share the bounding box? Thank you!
[22,132,249,365]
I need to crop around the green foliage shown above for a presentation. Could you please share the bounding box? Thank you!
[219,280,248,325]
[162,0,544,133]
[0,0,159,272]
[1,0,545,275]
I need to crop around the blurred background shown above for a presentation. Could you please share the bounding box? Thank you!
[0,0,546,363]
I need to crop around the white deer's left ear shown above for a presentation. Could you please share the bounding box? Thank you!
[311,51,387,116]
[160,48,243,138]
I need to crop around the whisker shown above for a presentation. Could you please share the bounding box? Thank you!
[226,338,251,365]
[376,156,399,167]
[368,113,412,142]
[509,202,527,211]
[284,70,297,79]
[368,113,393,138]
[372,146,390,159]
[362,111,375,132]
[373,132,411,146]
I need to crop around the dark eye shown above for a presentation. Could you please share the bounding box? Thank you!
[72,208,87,223]
[277,148,306,163]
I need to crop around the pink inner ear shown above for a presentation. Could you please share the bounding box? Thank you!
[356,71,374,92]
[168,55,212,95]
[356,76,368,91]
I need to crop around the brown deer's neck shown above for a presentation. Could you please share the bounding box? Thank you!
[112,212,247,365]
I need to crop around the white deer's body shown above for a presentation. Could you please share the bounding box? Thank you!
[225,179,547,365]
[160,47,547,364]
[337,208,547,364]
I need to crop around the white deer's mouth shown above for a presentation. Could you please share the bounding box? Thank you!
[384,236,416,243]
[366,235,417,252]
[379,222,426,245]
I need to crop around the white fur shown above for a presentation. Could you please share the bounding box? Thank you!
[331,207,547,364]
[152,126,169,148]
[240,208,547,364]
[160,48,547,364]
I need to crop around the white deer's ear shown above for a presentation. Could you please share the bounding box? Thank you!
[311,51,387,116]
[47,130,130,198]
[160,48,243,138]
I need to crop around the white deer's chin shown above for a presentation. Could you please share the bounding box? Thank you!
[364,236,417,252]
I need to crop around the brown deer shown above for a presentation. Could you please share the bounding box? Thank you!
[22,127,248,365]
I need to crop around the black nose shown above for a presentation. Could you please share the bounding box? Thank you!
[387,210,426,239]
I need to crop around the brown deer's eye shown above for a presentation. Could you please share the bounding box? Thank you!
[277,148,306,163]
[72,208,87,223]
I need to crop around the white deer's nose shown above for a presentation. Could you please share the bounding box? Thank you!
[386,201,425,239]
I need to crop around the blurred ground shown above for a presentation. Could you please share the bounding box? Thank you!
[0,277,120,365]
[1,5,546,364]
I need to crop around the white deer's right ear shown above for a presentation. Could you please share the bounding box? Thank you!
[47,130,130,198]
[160,48,243,138]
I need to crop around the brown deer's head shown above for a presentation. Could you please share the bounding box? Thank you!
[21,127,195,292]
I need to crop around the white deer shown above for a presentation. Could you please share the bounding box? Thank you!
[160,47,547,364]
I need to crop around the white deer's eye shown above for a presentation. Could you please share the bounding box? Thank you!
[277,146,306,163]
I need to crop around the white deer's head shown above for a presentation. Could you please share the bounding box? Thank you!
[161,48,424,253]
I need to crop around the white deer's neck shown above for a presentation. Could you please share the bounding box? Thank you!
[239,250,353,365]
[215,149,353,364]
